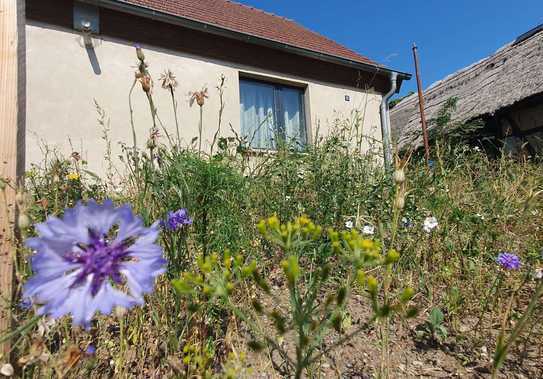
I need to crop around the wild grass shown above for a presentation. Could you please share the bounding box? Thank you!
[1,48,542,378]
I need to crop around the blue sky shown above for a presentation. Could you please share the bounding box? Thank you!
[236,0,542,97]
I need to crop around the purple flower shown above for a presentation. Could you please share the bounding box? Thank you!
[497,252,521,271]
[23,200,166,329]
[19,298,32,310]
[163,208,192,231]
[86,345,96,355]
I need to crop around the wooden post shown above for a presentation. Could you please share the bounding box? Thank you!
[412,43,431,166]
[0,0,26,357]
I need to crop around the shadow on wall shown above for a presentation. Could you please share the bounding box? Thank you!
[85,45,101,75]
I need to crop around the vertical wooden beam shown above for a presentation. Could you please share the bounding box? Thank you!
[0,0,26,357]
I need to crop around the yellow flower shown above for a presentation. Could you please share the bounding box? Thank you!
[67,172,80,181]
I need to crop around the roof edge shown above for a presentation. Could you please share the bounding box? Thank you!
[79,0,411,85]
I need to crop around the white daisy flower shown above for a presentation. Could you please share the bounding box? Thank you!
[361,225,375,235]
[423,216,438,233]
[345,220,354,229]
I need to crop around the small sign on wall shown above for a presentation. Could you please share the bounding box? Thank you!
[345,95,350,102]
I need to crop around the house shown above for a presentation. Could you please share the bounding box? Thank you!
[391,24,543,154]
[25,0,410,173]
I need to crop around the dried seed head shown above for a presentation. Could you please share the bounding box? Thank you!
[190,88,209,107]
[393,169,406,184]
[15,192,25,205]
[394,195,405,210]
[160,69,178,90]
[71,152,81,161]
[18,213,31,229]
[140,75,152,93]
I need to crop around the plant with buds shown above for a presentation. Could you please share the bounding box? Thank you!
[190,88,208,108]
[190,87,209,155]
[160,69,178,90]
[160,69,181,145]
[173,216,415,379]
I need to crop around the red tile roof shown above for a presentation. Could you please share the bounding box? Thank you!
[120,0,376,65]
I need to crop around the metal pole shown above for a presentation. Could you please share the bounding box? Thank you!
[412,43,430,165]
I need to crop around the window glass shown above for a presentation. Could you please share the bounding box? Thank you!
[240,79,306,149]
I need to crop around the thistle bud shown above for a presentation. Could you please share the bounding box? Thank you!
[146,138,157,150]
[141,75,152,93]
[393,168,406,184]
[394,195,405,210]
[135,45,145,61]
[15,192,25,205]
[17,213,31,229]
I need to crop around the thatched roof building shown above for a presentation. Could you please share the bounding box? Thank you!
[391,24,543,151]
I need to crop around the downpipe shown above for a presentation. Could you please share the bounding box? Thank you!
[380,71,398,170]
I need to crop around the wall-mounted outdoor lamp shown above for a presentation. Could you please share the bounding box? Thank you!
[73,1,101,74]
[74,1,100,48]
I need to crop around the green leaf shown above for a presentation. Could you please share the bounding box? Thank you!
[429,307,444,327]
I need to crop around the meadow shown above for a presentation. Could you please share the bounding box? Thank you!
[1,48,542,378]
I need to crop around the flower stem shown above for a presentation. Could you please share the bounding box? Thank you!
[0,314,41,344]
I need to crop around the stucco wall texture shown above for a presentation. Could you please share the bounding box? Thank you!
[26,23,383,175]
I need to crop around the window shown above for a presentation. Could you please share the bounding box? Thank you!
[240,78,307,150]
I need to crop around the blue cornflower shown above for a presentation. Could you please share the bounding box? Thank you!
[19,298,32,311]
[23,200,166,329]
[163,208,192,231]
[86,345,96,355]
[497,252,521,271]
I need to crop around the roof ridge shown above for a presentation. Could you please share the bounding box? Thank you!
[225,0,293,23]
[118,0,379,66]
[224,0,371,62]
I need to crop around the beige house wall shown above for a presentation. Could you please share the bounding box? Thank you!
[26,22,383,175]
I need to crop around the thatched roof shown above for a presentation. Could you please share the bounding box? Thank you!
[391,24,543,148]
